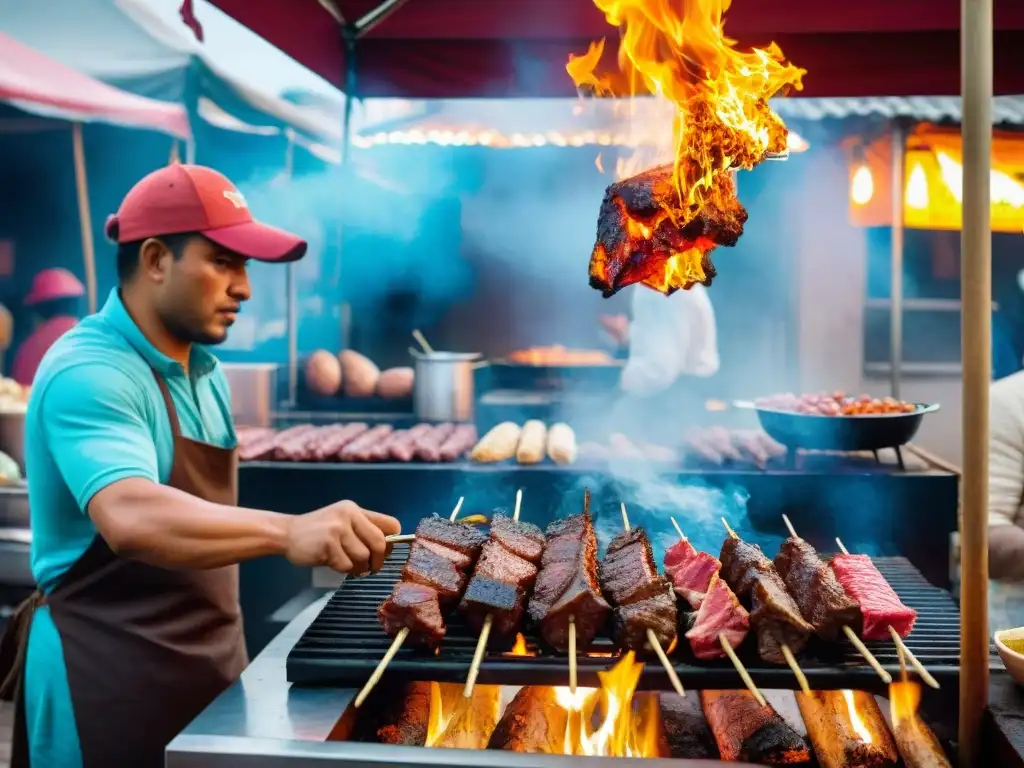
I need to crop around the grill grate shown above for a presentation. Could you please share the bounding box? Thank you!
[287,549,966,693]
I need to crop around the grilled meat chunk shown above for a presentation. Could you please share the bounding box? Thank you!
[528,501,610,651]
[830,553,918,640]
[774,537,862,640]
[490,513,545,564]
[459,577,524,637]
[613,588,677,649]
[415,516,488,557]
[474,540,538,591]
[377,582,445,647]
[720,537,812,663]
[702,690,811,765]
[402,541,469,606]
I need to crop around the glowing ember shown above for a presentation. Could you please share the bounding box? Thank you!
[568,0,805,295]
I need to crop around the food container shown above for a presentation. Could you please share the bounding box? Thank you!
[411,350,482,423]
[753,403,940,451]
[221,363,278,427]
[995,628,1024,685]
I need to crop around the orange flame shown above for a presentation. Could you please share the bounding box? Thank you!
[505,633,534,657]
[890,680,922,730]
[425,682,502,750]
[552,651,661,757]
[567,0,805,293]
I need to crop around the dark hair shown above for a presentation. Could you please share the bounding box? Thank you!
[116,232,197,283]
[33,297,82,320]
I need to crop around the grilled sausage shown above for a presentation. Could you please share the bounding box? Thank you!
[340,425,394,461]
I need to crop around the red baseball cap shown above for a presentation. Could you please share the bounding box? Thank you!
[105,164,307,263]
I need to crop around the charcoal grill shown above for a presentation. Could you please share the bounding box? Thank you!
[287,547,969,694]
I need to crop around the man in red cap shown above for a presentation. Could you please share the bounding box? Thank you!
[11,268,86,386]
[2,165,401,767]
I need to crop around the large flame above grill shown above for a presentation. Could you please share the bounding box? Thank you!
[568,0,805,296]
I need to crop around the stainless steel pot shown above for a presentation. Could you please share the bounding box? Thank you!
[411,350,483,423]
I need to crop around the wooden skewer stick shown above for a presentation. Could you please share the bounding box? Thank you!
[723,517,808,693]
[465,490,521,698]
[385,496,466,543]
[784,518,891,684]
[464,615,492,698]
[354,627,409,708]
[450,496,464,522]
[568,616,578,694]
[835,537,939,689]
[412,329,434,355]
[672,517,765,705]
[621,503,684,695]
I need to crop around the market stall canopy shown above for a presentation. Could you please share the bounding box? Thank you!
[0,0,339,144]
[848,124,1024,233]
[0,32,189,137]
[205,0,1024,98]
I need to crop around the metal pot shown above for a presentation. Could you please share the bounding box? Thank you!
[411,350,483,423]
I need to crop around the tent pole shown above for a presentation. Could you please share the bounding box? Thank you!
[889,123,905,399]
[71,124,97,315]
[959,0,993,761]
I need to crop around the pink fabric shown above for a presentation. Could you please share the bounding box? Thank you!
[24,269,85,306]
[0,33,190,138]
[11,316,79,386]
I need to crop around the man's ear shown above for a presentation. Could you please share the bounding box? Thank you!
[138,238,171,283]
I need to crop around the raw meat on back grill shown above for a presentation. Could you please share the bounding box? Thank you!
[377,582,445,647]
[774,537,863,641]
[489,514,545,563]
[599,527,677,651]
[720,537,813,664]
[685,573,750,659]
[830,553,918,639]
[528,503,610,651]
[416,516,489,556]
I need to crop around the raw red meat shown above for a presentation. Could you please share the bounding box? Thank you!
[669,551,722,610]
[685,573,750,660]
[830,554,917,639]
[664,539,698,569]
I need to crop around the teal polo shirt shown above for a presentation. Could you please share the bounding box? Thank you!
[23,288,236,767]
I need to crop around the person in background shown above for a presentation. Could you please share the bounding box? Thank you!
[987,368,1024,630]
[11,268,84,386]
[599,283,719,441]
[0,164,401,767]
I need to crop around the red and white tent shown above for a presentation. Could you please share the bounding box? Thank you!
[0,32,189,138]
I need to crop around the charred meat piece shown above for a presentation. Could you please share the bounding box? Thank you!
[459,577,524,637]
[377,582,445,647]
[490,513,545,564]
[473,541,538,591]
[528,498,610,651]
[658,692,720,759]
[589,164,746,298]
[487,686,569,753]
[415,538,472,571]
[774,537,862,641]
[831,554,918,640]
[402,541,469,606]
[685,573,750,660]
[720,537,812,663]
[415,516,488,558]
[600,527,677,651]
[701,689,811,765]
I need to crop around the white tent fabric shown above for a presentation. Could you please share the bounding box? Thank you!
[0,0,342,143]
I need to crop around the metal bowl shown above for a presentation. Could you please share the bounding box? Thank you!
[754,403,940,451]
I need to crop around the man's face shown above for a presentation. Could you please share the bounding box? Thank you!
[152,235,252,346]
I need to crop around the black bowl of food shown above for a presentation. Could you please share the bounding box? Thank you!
[749,392,940,451]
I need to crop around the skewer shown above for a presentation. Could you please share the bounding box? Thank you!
[836,538,939,689]
[354,627,409,708]
[722,518,809,693]
[412,328,434,354]
[450,496,464,521]
[464,491,519,698]
[671,516,765,705]
[383,499,473,544]
[355,497,466,706]
[783,518,891,684]
[568,615,577,693]
[621,504,685,696]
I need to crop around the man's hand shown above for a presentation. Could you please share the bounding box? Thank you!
[285,500,401,574]
[600,314,630,345]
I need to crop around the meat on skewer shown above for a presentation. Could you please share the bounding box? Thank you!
[527,492,610,653]
[774,536,863,641]
[719,536,813,665]
[599,527,677,651]
[830,551,918,640]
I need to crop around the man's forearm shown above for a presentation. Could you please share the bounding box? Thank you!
[990,523,1024,580]
[89,478,291,569]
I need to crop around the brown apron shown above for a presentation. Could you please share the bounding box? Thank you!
[0,369,248,767]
